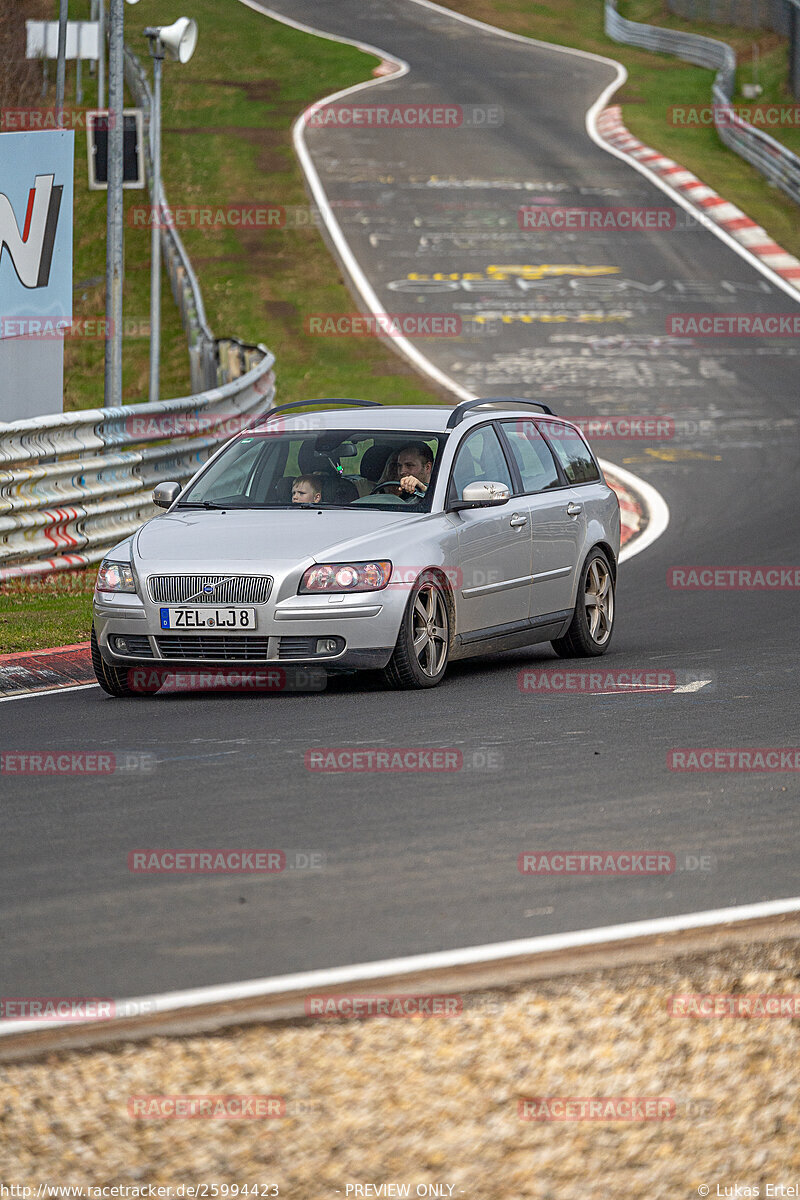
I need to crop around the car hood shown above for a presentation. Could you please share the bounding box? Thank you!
[133,507,428,571]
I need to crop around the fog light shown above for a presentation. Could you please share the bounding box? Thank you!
[113,636,130,654]
[316,637,342,655]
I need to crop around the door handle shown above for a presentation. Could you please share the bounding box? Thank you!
[509,513,528,528]
[566,502,582,517]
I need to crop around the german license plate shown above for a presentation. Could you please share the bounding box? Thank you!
[159,607,257,630]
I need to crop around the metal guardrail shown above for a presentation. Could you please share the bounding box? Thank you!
[0,351,275,580]
[606,0,800,205]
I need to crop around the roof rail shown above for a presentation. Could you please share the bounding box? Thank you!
[445,397,555,429]
[249,398,383,427]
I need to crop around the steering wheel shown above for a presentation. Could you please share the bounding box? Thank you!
[372,480,426,500]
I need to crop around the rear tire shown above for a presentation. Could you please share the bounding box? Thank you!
[551,549,615,659]
[91,627,152,697]
[381,572,450,689]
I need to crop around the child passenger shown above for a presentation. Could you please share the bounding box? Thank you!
[292,474,323,504]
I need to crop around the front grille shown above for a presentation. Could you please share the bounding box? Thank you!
[277,636,317,659]
[113,634,154,658]
[156,635,270,661]
[147,575,272,605]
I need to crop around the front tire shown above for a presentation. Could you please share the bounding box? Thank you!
[551,549,615,658]
[91,627,149,697]
[382,572,450,689]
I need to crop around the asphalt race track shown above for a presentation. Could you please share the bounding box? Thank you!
[1,0,798,999]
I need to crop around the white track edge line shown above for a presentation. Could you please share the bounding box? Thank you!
[0,682,99,703]
[2,897,798,1036]
[603,458,671,563]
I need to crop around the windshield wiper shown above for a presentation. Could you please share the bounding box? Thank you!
[175,500,230,510]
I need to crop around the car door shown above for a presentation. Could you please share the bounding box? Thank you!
[449,423,533,635]
[498,419,585,619]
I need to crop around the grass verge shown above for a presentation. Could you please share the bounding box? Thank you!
[0,569,95,655]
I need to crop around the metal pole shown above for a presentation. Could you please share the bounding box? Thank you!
[56,0,69,121]
[76,23,82,106]
[104,0,124,406]
[89,0,97,73]
[98,0,105,111]
[149,50,163,404]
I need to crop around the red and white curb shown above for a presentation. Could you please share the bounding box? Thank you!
[0,642,92,697]
[596,105,800,289]
[606,472,643,549]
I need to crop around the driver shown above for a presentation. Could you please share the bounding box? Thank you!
[395,442,434,498]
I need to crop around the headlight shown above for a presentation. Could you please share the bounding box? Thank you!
[299,560,392,594]
[96,560,137,594]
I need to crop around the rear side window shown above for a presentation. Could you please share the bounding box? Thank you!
[539,422,600,484]
[449,424,513,499]
[501,420,561,493]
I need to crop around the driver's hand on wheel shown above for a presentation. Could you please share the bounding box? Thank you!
[400,475,426,495]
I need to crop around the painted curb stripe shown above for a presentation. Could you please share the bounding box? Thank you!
[595,105,800,291]
[0,644,93,696]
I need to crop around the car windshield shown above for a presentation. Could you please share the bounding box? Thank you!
[176,430,446,512]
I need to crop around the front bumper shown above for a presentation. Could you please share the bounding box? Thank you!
[92,587,408,671]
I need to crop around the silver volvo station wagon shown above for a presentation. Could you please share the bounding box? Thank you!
[91,398,620,693]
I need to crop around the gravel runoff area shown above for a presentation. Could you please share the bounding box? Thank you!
[1,938,798,1197]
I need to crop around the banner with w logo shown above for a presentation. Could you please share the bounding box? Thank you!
[0,130,73,339]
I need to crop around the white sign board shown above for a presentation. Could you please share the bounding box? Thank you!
[0,130,74,419]
[26,21,101,61]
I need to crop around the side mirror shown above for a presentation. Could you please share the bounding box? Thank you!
[153,481,181,509]
[450,480,511,511]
